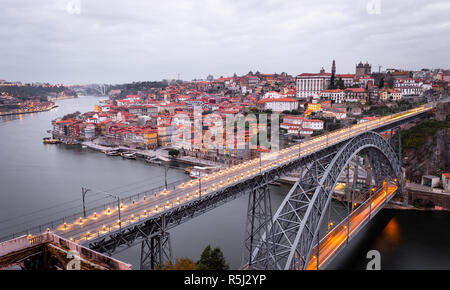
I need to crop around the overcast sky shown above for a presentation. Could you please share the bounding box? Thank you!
[0,0,449,84]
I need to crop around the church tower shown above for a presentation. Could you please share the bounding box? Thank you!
[332,59,336,76]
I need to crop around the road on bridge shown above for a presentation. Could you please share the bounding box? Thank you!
[306,182,398,270]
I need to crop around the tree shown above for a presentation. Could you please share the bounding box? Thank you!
[328,74,336,90]
[157,258,199,270]
[197,245,229,270]
[169,149,180,157]
[62,111,81,120]
[336,78,345,90]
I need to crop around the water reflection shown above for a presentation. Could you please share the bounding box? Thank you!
[373,217,401,254]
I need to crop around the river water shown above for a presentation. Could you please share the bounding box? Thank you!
[0,95,448,270]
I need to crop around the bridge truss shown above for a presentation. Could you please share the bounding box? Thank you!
[247,130,403,270]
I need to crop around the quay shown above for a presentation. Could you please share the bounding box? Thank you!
[0,104,59,116]
[80,141,225,168]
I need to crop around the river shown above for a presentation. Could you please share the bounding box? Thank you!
[0,95,448,269]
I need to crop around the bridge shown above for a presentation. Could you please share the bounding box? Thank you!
[0,105,433,270]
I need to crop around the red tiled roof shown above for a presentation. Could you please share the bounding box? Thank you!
[257,97,298,104]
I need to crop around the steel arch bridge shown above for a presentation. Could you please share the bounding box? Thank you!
[247,131,402,270]
[1,107,432,270]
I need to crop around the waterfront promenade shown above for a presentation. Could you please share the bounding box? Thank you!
[0,104,58,116]
[81,140,225,168]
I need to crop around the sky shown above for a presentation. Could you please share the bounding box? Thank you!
[0,0,449,84]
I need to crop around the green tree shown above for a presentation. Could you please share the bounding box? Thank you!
[169,149,180,157]
[336,78,345,90]
[197,245,229,270]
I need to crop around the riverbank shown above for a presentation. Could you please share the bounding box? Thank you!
[0,104,58,116]
[80,140,224,168]
[48,95,78,101]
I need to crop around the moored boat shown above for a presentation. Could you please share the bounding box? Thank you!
[43,137,61,144]
[105,150,120,156]
[146,157,162,165]
[122,152,137,159]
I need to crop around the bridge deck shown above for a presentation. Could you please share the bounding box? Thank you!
[306,183,398,270]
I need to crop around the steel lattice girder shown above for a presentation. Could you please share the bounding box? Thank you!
[140,232,172,270]
[242,184,273,269]
[251,131,402,270]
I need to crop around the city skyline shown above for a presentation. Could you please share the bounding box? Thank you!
[0,0,449,84]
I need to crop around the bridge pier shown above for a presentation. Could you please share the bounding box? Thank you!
[140,232,172,270]
[242,184,273,269]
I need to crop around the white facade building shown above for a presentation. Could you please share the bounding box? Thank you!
[302,119,324,131]
[263,91,285,99]
[296,73,331,99]
[258,98,299,112]
[321,89,345,103]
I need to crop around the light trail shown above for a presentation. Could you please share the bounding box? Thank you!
[306,182,398,270]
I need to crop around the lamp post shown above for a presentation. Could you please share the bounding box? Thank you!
[81,187,92,218]
[259,151,262,175]
[81,187,122,230]
[199,176,202,198]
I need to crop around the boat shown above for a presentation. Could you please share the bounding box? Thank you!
[122,152,137,159]
[146,157,162,165]
[105,150,120,156]
[43,138,61,144]
[184,166,193,174]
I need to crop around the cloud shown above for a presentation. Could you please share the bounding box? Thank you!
[64,0,81,15]
[0,0,448,84]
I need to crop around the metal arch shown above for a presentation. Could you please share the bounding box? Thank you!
[252,131,402,270]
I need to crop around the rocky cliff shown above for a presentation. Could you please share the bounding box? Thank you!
[403,119,450,183]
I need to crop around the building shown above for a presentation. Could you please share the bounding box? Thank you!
[256,98,299,112]
[262,91,285,99]
[356,62,371,76]
[336,74,355,87]
[394,78,423,96]
[421,175,440,188]
[344,88,368,103]
[381,89,403,101]
[442,173,450,191]
[321,89,345,103]
[302,119,324,130]
[296,72,331,99]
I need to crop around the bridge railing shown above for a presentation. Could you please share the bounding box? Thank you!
[0,180,185,243]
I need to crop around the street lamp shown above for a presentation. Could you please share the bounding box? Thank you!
[81,187,122,230]
[82,187,92,218]
[199,176,202,198]
[259,151,262,174]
